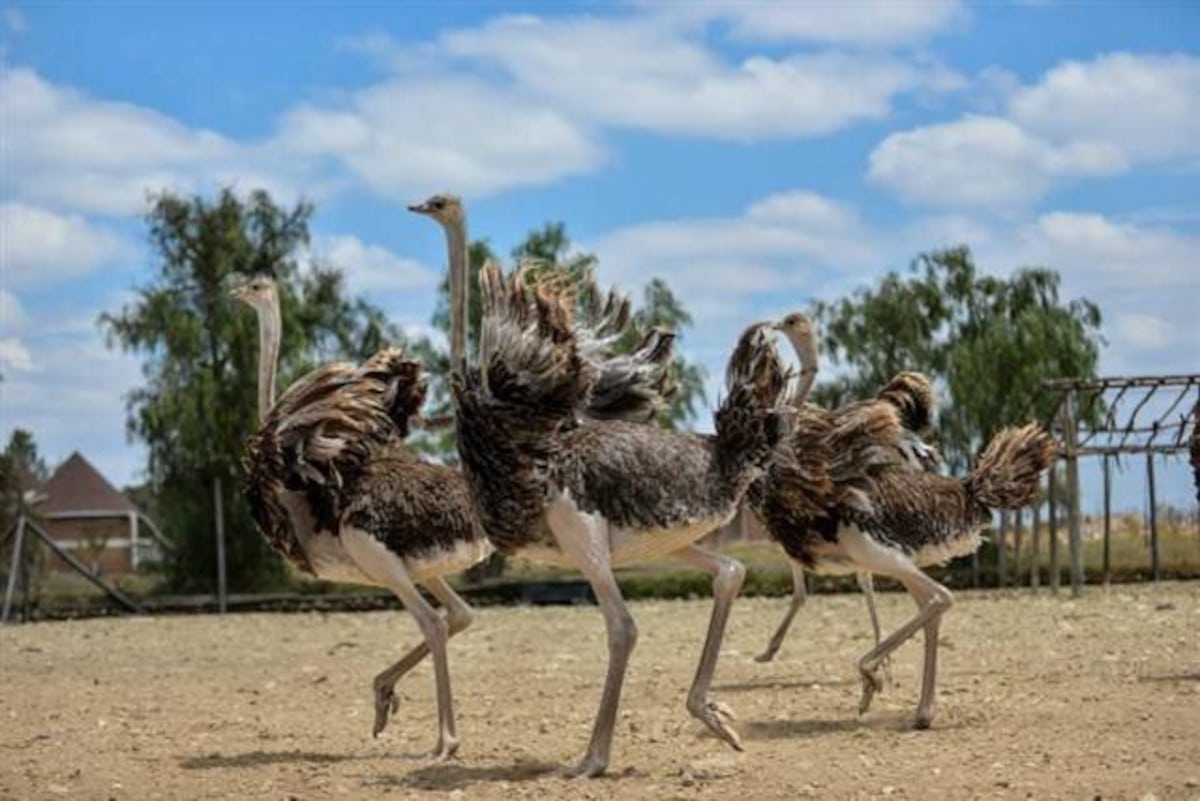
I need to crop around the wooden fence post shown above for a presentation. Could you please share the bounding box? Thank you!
[1030,503,1041,590]
[1146,452,1160,581]
[1064,389,1084,597]
[1102,454,1112,586]
[997,511,1009,588]
[214,476,228,614]
[1048,470,1060,595]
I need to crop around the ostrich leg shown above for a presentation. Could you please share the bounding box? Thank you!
[856,571,891,683]
[841,528,953,729]
[545,496,637,779]
[342,530,460,759]
[756,560,807,662]
[674,545,745,749]
[372,576,476,737]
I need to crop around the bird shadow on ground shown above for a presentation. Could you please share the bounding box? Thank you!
[1137,671,1200,683]
[363,759,625,791]
[714,676,857,693]
[179,749,362,769]
[743,712,922,742]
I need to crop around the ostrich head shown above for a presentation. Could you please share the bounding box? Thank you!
[773,311,813,341]
[229,274,278,312]
[772,311,818,364]
[407,193,464,227]
[772,311,819,406]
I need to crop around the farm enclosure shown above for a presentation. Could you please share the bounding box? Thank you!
[2,584,1197,800]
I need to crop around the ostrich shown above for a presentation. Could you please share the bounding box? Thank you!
[232,275,491,759]
[410,202,788,775]
[753,312,943,663]
[747,310,1055,729]
[233,274,678,756]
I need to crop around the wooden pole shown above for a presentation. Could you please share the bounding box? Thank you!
[997,511,1009,588]
[1013,508,1023,588]
[1064,390,1084,597]
[1030,503,1041,590]
[214,476,228,614]
[2,516,27,624]
[24,520,144,613]
[1102,454,1112,586]
[1048,469,1060,595]
[1146,452,1159,581]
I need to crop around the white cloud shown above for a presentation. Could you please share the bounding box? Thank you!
[0,337,35,372]
[275,76,602,197]
[1,68,245,215]
[640,1,965,47]
[0,290,27,333]
[1014,212,1200,289]
[869,52,1200,209]
[968,211,1200,374]
[1114,313,1172,350]
[318,235,437,293]
[439,15,962,140]
[592,192,1200,406]
[592,190,880,300]
[0,202,137,288]
[868,115,1124,208]
[1011,53,1200,163]
[0,318,146,486]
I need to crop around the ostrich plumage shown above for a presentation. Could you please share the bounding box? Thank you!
[427,246,787,778]
[745,311,1056,729]
[234,256,678,758]
[234,275,489,758]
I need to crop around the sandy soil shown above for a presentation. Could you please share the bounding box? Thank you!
[2,583,1198,801]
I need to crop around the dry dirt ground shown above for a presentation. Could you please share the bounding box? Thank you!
[2,583,1198,801]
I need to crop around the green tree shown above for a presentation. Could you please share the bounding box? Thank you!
[100,188,403,592]
[813,246,1102,470]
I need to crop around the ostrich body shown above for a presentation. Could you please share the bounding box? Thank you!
[746,312,1055,729]
[410,201,787,777]
[752,313,944,662]
[233,276,490,758]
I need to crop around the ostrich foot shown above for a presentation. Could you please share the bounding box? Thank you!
[754,643,781,663]
[552,756,608,779]
[424,735,460,761]
[688,697,744,751]
[858,664,884,715]
[372,684,400,738]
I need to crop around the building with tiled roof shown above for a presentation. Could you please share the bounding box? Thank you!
[35,452,163,576]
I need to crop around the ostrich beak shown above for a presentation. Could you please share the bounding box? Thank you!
[407,200,434,215]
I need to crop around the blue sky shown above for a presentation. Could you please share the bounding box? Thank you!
[1,1,1198,512]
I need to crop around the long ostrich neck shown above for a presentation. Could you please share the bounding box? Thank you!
[786,328,819,409]
[444,217,469,372]
[255,295,282,421]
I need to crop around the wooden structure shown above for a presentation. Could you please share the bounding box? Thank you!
[1040,374,1199,597]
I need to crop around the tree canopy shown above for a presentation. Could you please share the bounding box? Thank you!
[813,246,1103,469]
[100,188,402,591]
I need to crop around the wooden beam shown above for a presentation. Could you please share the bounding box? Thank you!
[24,519,144,614]
[2,517,27,623]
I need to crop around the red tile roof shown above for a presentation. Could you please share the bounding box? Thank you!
[38,452,135,516]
